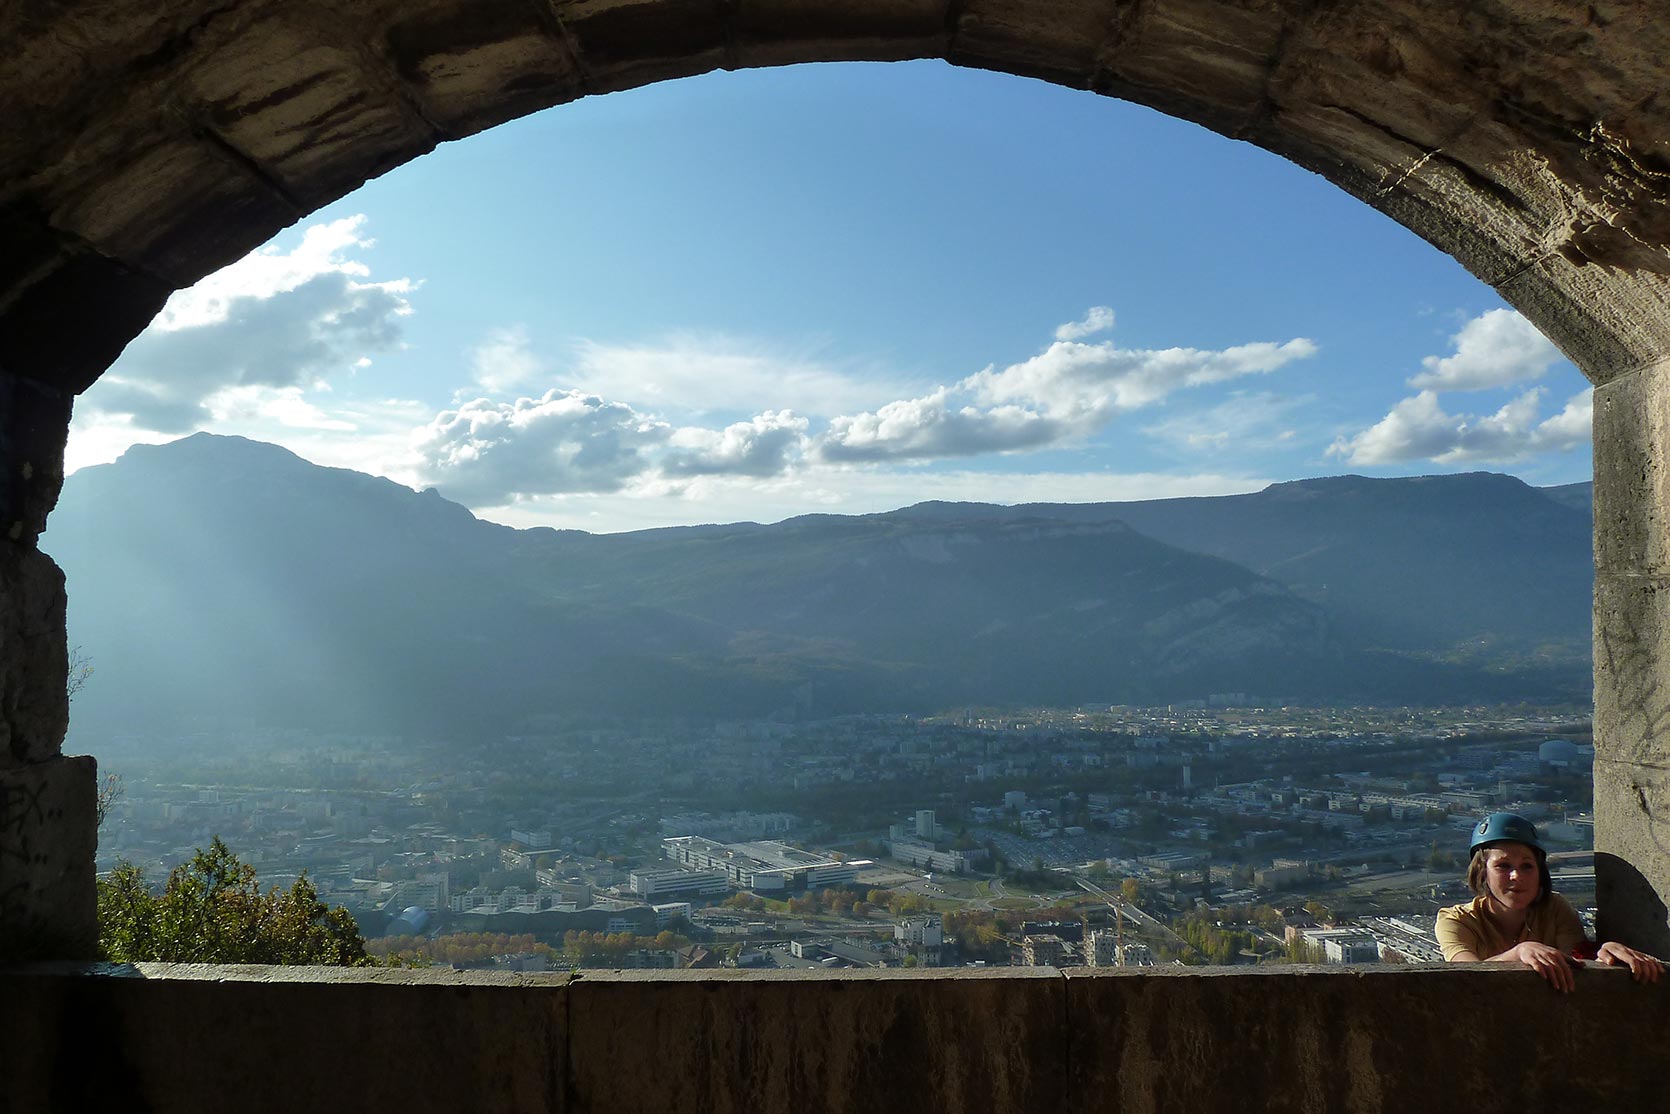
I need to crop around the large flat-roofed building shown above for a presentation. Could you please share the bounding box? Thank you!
[886,837,983,874]
[629,868,729,900]
[662,835,866,892]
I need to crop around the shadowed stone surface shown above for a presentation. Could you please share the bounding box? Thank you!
[1066,965,1670,1113]
[0,548,67,769]
[0,756,95,959]
[569,967,1064,1113]
[1,964,1666,1114]
[0,964,569,1113]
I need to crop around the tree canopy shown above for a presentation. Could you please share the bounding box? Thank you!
[99,837,371,966]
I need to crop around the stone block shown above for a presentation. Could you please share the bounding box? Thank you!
[1595,361,1670,576]
[1495,252,1670,387]
[47,132,301,289]
[0,371,73,545]
[1594,757,1670,957]
[0,754,96,960]
[1098,0,1287,125]
[569,967,1065,1113]
[384,0,585,138]
[728,0,947,68]
[0,249,172,396]
[186,13,439,207]
[0,964,569,1113]
[950,0,1110,85]
[558,0,728,96]
[1593,572,1670,769]
[1064,965,1670,1113]
[0,546,67,768]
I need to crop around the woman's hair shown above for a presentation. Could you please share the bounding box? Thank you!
[1466,843,1552,906]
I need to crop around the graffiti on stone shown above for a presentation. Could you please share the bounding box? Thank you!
[0,775,50,835]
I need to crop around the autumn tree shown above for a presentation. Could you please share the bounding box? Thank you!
[99,837,370,966]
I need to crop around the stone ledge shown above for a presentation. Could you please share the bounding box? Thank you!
[2,963,1664,1114]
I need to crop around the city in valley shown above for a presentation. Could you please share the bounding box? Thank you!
[90,701,1596,972]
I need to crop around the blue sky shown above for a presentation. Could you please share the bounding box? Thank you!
[67,61,1593,532]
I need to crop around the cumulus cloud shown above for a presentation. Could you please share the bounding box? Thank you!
[1054,306,1115,342]
[413,389,671,504]
[816,313,1317,463]
[663,411,810,477]
[1408,308,1561,390]
[82,215,412,432]
[969,337,1317,417]
[819,389,1071,463]
[414,309,1316,490]
[1328,387,1592,465]
[416,394,816,502]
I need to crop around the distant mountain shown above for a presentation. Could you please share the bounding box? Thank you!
[1540,481,1593,516]
[45,436,1593,736]
[892,472,1594,665]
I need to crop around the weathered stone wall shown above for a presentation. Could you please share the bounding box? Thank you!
[0,368,96,959]
[1,964,1667,1113]
[1594,360,1670,956]
[4,0,1670,957]
[4,1,1670,397]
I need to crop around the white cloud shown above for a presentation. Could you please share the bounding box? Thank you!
[151,216,383,330]
[570,334,894,416]
[470,326,546,394]
[970,337,1318,418]
[663,411,810,477]
[817,315,1317,463]
[79,215,413,433]
[818,388,1070,462]
[1329,387,1592,465]
[1408,308,1561,390]
[1054,306,1115,342]
[413,389,672,504]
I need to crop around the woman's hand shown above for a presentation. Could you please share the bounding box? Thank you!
[1596,941,1663,984]
[1511,941,1578,992]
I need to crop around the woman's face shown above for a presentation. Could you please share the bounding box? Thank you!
[1483,842,1541,911]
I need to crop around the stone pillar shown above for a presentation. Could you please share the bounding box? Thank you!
[0,369,97,960]
[1593,359,1670,956]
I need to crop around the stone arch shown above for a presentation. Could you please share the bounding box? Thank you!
[4,0,1670,956]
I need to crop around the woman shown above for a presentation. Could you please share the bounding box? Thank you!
[1435,812,1662,992]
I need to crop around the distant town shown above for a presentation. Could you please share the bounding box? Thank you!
[89,700,1598,972]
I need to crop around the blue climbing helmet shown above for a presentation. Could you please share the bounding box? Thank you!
[1468,811,1544,856]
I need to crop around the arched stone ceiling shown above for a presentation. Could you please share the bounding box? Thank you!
[4,0,1669,405]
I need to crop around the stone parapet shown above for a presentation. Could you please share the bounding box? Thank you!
[2,964,1667,1113]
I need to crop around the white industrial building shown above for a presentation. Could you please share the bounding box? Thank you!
[661,835,866,892]
[628,868,729,900]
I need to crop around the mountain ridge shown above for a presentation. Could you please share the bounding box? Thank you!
[47,435,1593,736]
